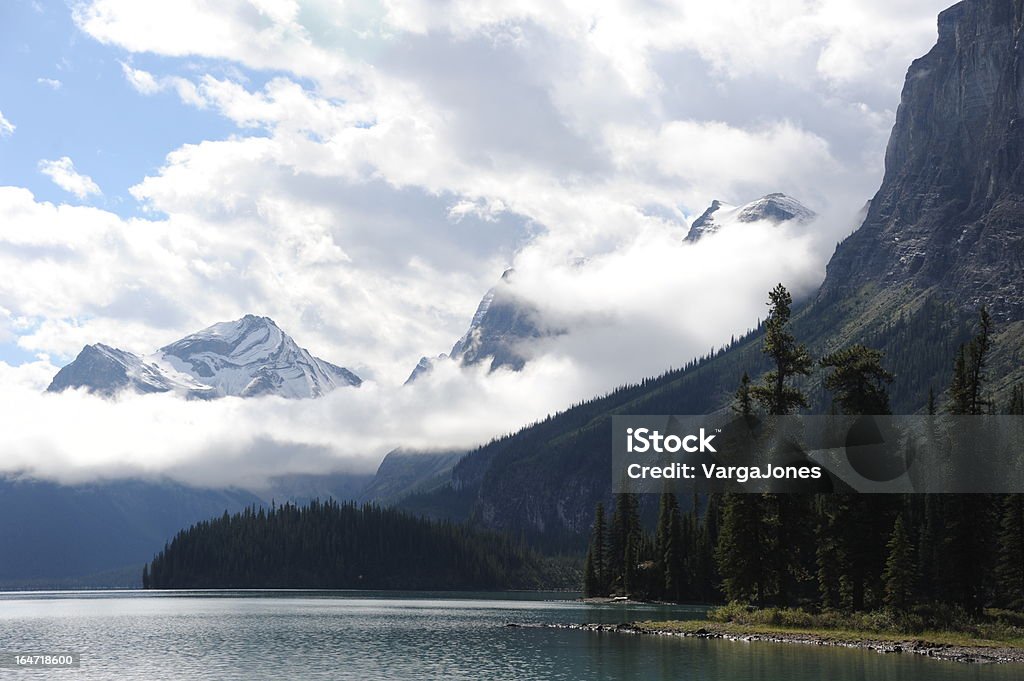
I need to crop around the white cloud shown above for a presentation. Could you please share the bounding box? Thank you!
[36,77,62,90]
[38,157,102,199]
[605,120,838,205]
[78,0,357,87]
[0,183,833,488]
[120,62,161,94]
[0,0,960,485]
[0,219,832,489]
[120,62,207,107]
[0,110,14,137]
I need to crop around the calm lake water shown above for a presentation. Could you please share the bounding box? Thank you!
[0,590,1020,680]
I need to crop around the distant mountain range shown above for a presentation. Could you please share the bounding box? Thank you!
[47,314,361,399]
[49,195,813,397]
[407,194,813,382]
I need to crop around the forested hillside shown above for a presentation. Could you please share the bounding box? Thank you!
[143,499,572,590]
[582,294,1024,616]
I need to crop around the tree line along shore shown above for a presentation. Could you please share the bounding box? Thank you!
[582,285,1024,651]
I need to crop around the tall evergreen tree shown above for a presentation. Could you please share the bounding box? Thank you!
[882,515,916,610]
[818,344,897,609]
[942,308,999,612]
[996,495,1024,610]
[816,495,856,609]
[949,345,971,415]
[734,372,754,419]
[1008,385,1024,415]
[949,307,994,416]
[592,502,608,595]
[583,547,598,597]
[609,493,640,595]
[656,492,684,601]
[716,492,771,604]
[966,306,993,416]
[742,285,814,606]
[820,344,893,415]
[916,494,941,603]
[750,284,813,415]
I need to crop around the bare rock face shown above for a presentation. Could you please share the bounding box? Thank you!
[404,269,545,383]
[821,0,1024,320]
[447,270,542,372]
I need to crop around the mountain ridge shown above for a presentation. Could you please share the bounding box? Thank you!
[406,269,546,383]
[47,314,361,399]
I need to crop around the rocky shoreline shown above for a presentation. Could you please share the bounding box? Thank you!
[507,622,1024,665]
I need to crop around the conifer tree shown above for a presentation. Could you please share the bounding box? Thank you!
[949,307,994,415]
[609,493,640,595]
[941,308,998,612]
[882,515,916,610]
[820,345,893,415]
[996,495,1024,610]
[750,284,813,415]
[592,502,608,594]
[734,372,754,419]
[583,547,598,597]
[742,285,814,606]
[816,495,851,609]
[622,532,638,596]
[656,492,684,601]
[916,494,941,602]
[1008,385,1024,415]
[966,306,992,416]
[949,345,970,415]
[716,492,770,604]
[818,345,897,610]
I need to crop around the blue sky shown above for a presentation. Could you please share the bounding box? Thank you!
[0,0,239,216]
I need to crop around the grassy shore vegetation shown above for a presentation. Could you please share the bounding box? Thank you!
[583,287,1024,631]
[679,603,1024,648]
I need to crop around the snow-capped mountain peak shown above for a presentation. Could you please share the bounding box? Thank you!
[684,193,815,243]
[47,315,361,399]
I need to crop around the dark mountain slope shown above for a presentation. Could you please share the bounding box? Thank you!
[0,479,260,587]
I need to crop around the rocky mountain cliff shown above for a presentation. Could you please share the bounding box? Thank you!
[48,315,361,399]
[406,269,545,383]
[821,0,1024,318]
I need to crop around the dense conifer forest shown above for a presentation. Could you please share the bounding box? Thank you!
[143,499,571,590]
[584,286,1024,619]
